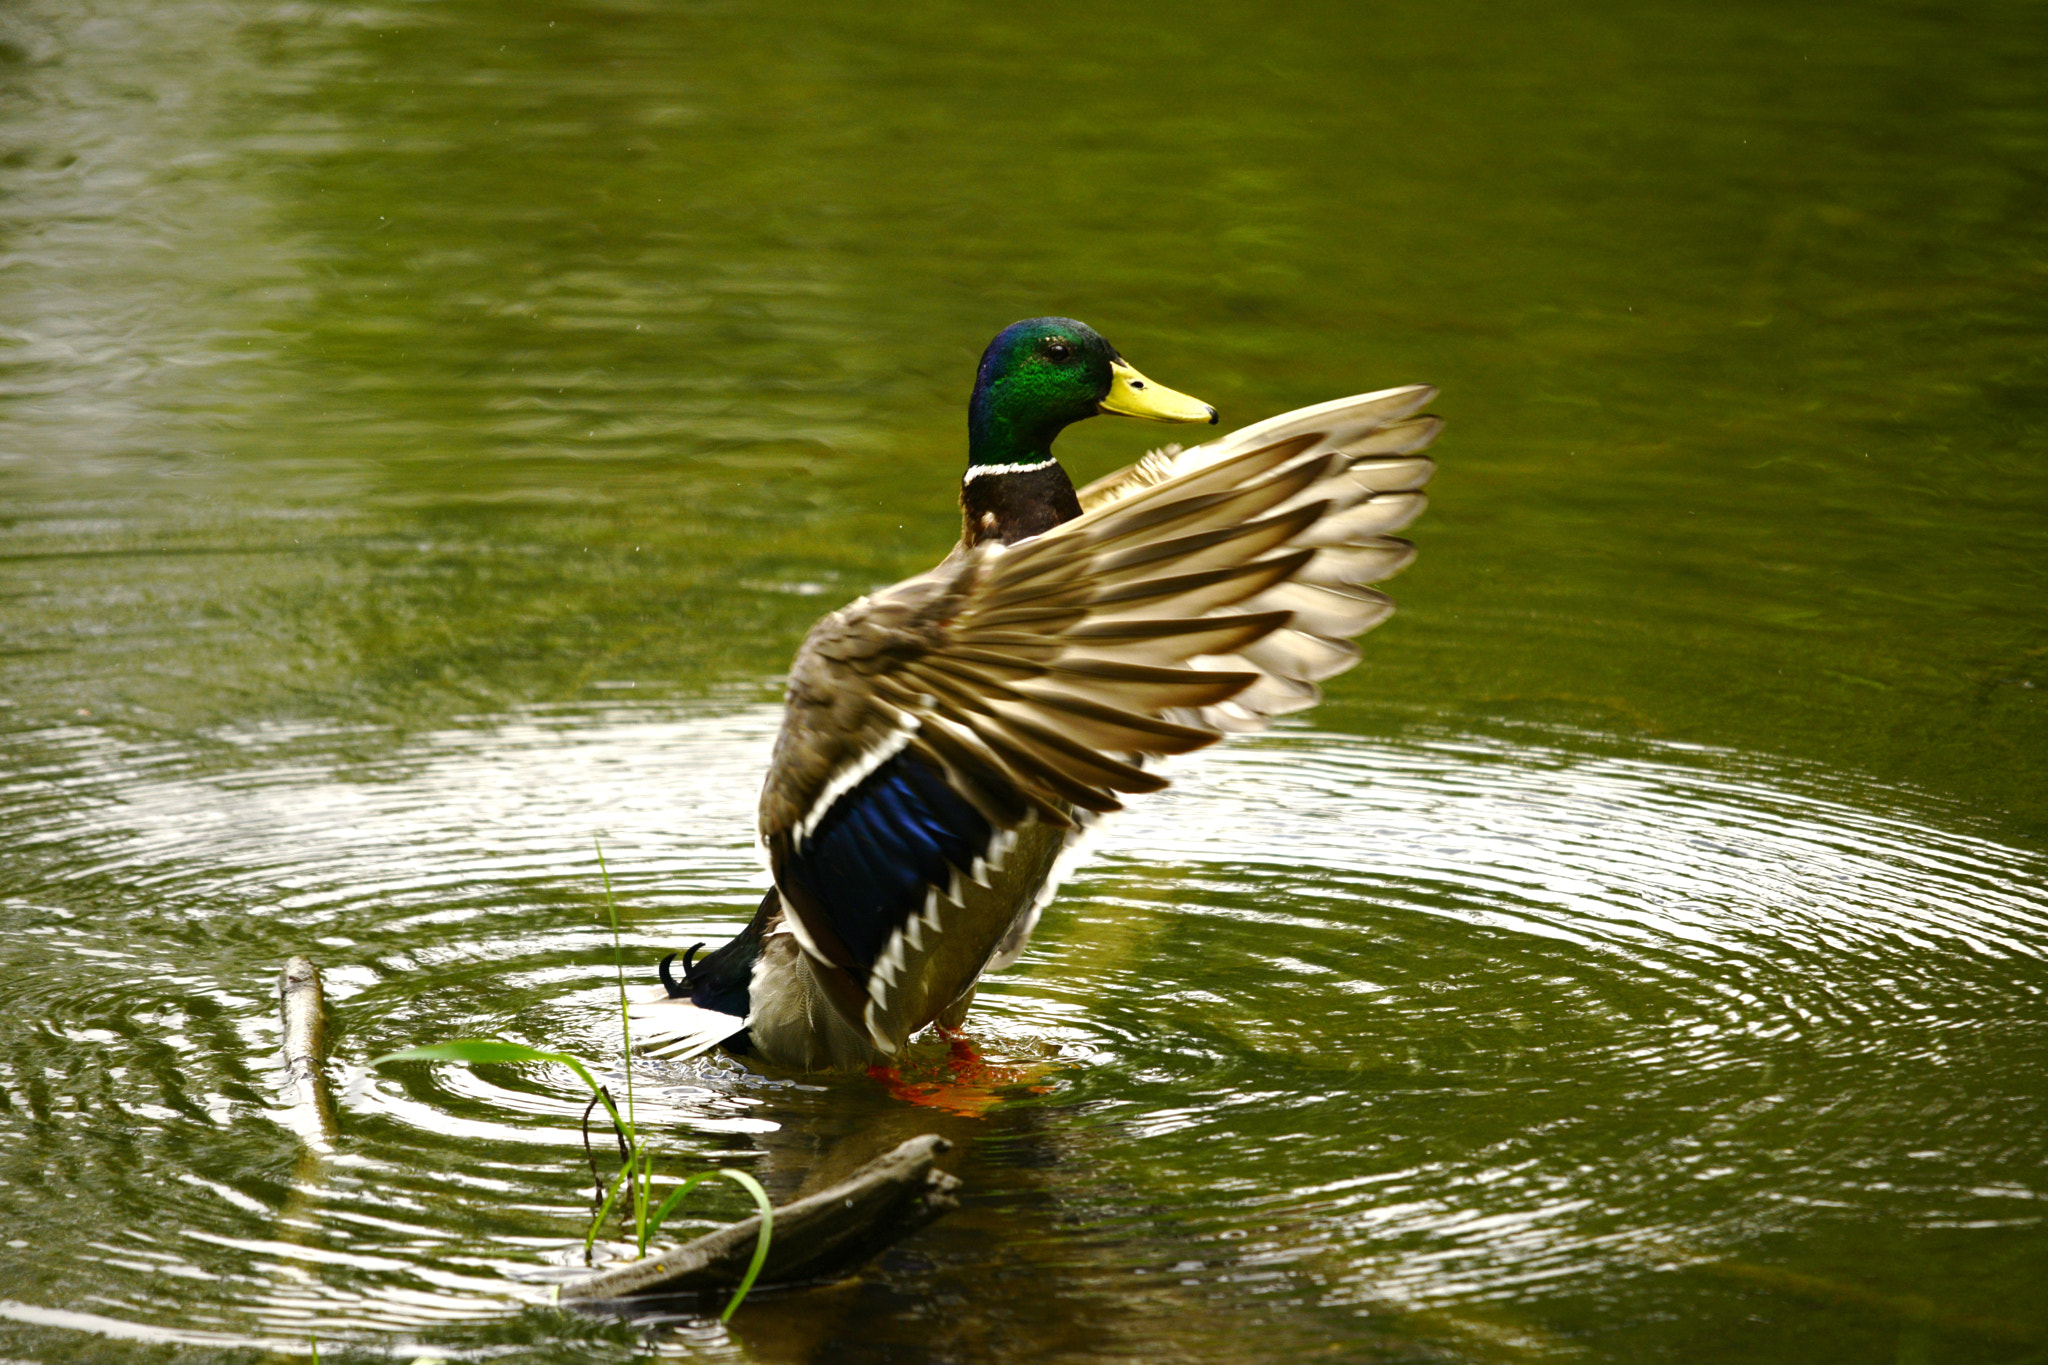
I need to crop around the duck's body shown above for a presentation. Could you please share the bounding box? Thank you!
[634,319,1439,1071]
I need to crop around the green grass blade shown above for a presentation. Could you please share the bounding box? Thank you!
[643,1168,775,1322]
[596,840,635,1136]
[584,1158,638,1261]
[643,1172,711,1250]
[372,1040,558,1067]
[594,840,648,1244]
[368,858,773,1320]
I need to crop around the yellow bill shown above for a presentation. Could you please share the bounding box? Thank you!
[1100,358,1218,424]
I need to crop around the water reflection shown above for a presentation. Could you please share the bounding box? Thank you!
[1,705,2042,1359]
[4,0,2047,1356]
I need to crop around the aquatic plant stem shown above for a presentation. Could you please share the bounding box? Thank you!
[594,840,642,1227]
[645,1169,774,1322]
[369,845,773,1320]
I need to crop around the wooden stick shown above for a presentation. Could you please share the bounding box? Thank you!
[279,955,340,1148]
[558,1134,961,1301]
[274,955,959,1298]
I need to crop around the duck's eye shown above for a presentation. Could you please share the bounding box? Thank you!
[1045,341,1072,362]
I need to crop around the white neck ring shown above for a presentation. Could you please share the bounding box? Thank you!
[962,457,1057,483]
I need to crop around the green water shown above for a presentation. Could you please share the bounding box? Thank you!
[2,0,2044,1360]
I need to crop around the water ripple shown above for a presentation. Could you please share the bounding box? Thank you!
[1,704,2044,1354]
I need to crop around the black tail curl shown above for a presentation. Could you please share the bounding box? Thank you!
[657,943,706,999]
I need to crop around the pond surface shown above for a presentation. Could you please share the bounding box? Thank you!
[1,0,2044,1361]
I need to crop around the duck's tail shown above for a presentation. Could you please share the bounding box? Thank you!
[627,987,749,1060]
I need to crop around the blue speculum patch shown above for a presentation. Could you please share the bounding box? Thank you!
[782,752,994,977]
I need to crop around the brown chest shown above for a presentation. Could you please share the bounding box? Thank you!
[959,461,1083,546]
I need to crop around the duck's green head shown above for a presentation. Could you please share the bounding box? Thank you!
[967,317,1216,470]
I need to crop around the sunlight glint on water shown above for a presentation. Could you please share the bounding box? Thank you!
[2,0,2045,1356]
[1,705,2042,1355]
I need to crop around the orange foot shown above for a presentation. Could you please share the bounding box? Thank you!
[864,1036,1050,1117]
[934,1023,989,1081]
[865,1061,1000,1117]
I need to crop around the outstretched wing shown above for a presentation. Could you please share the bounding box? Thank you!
[1076,384,1441,731]
[760,386,1441,1053]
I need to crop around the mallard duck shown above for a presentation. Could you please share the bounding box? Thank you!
[632,318,1439,1072]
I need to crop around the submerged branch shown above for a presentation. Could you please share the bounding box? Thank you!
[558,1134,961,1303]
